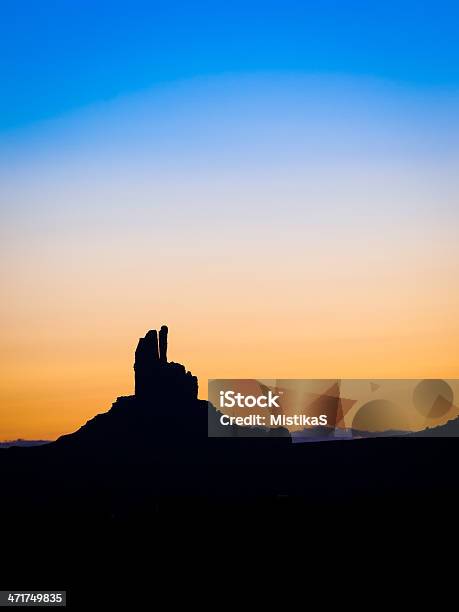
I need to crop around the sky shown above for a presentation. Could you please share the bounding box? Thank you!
[1,1,459,439]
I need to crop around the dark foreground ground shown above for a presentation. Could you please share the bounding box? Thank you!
[2,408,458,608]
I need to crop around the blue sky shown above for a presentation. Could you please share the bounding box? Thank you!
[1,0,459,131]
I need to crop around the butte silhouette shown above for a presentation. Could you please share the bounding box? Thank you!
[47,324,211,464]
[134,325,198,402]
[1,324,459,524]
[1,325,458,607]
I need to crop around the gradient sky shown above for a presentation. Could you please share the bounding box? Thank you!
[1,1,459,439]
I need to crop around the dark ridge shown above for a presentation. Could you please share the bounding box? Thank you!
[1,325,458,603]
[1,325,458,517]
[0,439,51,448]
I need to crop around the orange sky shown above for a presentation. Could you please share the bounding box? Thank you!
[1,76,458,439]
[1,224,458,439]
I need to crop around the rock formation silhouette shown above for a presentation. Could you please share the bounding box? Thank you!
[1,324,459,528]
[134,325,198,401]
[159,324,168,362]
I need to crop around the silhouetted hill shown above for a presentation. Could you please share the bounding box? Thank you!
[2,325,459,607]
[1,324,459,520]
[410,415,459,437]
[0,439,50,448]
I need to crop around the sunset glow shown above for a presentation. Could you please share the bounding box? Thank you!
[1,3,458,439]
